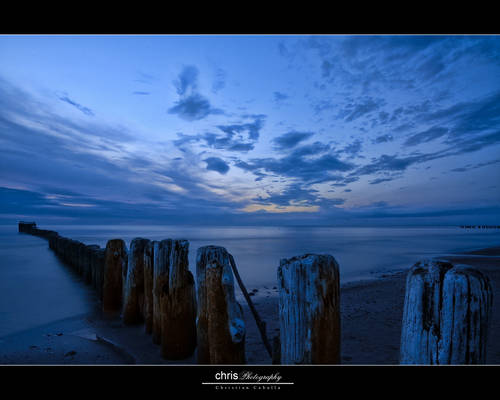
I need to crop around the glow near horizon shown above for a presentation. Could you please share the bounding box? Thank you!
[0,35,499,224]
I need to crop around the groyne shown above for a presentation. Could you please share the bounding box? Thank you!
[18,221,494,365]
[19,221,106,300]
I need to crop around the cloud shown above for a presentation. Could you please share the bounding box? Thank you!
[450,158,500,173]
[0,77,254,219]
[168,93,223,121]
[369,177,397,185]
[58,94,94,116]
[204,157,230,174]
[272,131,314,150]
[212,68,227,93]
[253,183,318,207]
[342,139,363,157]
[373,134,393,144]
[353,154,417,176]
[400,91,500,154]
[235,141,355,184]
[273,91,289,104]
[168,65,223,121]
[404,126,449,146]
[174,65,199,96]
[132,91,150,96]
[337,97,386,122]
[173,115,266,153]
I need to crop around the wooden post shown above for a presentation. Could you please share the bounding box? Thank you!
[159,239,197,360]
[91,247,106,300]
[196,245,245,364]
[103,239,127,312]
[86,244,100,294]
[151,239,197,358]
[400,260,493,364]
[277,254,340,364]
[122,238,150,325]
[152,239,172,344]
[143,241,155,334]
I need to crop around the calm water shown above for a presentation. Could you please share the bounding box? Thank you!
[1,224,500,338]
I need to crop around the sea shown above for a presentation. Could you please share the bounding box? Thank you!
[1,224,499,338]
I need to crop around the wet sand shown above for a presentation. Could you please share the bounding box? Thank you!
[1,246,499,365]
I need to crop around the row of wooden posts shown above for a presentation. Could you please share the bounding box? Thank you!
[19,222,494,364]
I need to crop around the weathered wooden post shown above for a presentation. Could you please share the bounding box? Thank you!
[152,239,172,344]
[196,245,245,364]
[81,245,92,284]
[75,241,86,276]
[91,247,106,300]
[400,260,493,364]
[143,240,155,334]
[103,239,127,312]
[85,244,99,293]
[277,254,341,364]
[160,239,197,359]
[122,238,150,324]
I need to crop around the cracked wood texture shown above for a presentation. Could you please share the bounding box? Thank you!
[122,238,150,325]
[152,240,171,344]
[152,239,197,359]
[103,239,127,312]
[196,246,245,364]
[278,254,340,364]
[400,260,493,364]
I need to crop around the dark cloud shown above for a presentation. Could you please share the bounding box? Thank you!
[399,91,500,154]
[272,131,314,150]
[337,97,386,122]
[273,91,289,103]
[342,139,363,157]
[277,42,289,57]
[404,126,449,147]
[331,176,359,187]
[168,66,223,121]
[450,158,500,173]
[312,99,334,115]
[173,115,266,153]
[353,154,417,176]
[369,177,397,185]
[373,134,393,144]
[168,93,223,121]
[217,117,264,142]
[132,91,150,96]
[58,94,94,116]
[235,141,355,184]
[204,157,230,174]
[174,65,199,96]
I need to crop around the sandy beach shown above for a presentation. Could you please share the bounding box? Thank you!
[1,246,499,365]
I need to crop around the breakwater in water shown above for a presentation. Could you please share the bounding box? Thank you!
[18,221,248,363]
[18,221,495,365]
[19,222,106,301]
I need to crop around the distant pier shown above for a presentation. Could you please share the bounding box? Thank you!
[459,225,500,229]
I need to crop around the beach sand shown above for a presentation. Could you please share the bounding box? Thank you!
[1,246,499,365]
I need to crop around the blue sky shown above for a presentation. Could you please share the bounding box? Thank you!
[1,35,499,225]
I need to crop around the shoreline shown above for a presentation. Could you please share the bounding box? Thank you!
[1,243,499,365]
